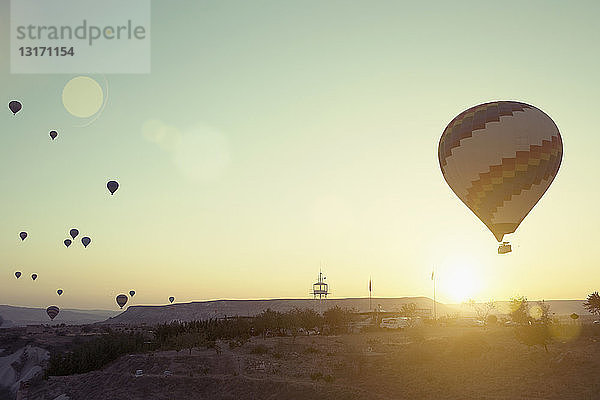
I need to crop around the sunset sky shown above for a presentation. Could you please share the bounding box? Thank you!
[1,1,599,309]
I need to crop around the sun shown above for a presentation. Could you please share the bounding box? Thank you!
[62,76,104,118]
[440,258,483,303]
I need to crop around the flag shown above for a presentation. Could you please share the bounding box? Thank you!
[369,279,372,292]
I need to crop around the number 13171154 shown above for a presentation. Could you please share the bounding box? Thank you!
[19,47,75,56]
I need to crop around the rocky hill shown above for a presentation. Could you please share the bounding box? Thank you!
[105,297,456,325]
[0,305,118,327]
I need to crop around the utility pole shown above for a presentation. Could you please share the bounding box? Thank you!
[432,268,436,320]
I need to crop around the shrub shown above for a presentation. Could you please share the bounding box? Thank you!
[515,324,552,352]
[406,327,425,343]
[310,372,323,381]
[250,344,269,355]
[46,332,151,376]
[450,333,490,359]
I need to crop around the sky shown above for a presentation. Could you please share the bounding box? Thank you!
[1,0,599,310]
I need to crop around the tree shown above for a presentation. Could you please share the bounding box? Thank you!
[583,292,600,316]
[467,299,496,322]
[400,303,417,318]
[535,300,551,324]
[176,332,204,354]
[323,306,355,334]
[509,296,530,324]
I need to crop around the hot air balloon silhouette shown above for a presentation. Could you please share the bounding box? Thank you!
[46,306,60,320]
[64,239,72,248]
[57,289,63,296]
[9,101,22,115]
[116,294,128,309]
[129,290,136,297]
[31,273,37,281]
[107,180,119,195]
[19,232,27,241]
[81,236,91,248]
[69,229,79,239]
[438,101,563,254]
[15,271,22,279]
[169,296,175,303]
[49,130,58,140]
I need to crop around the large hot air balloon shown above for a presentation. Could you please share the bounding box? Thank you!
[107,180,119,195]
[19,231,27,241]
[129,290,136,297]
[64,239,72,248]
[50,130,58,140]
[15,271,22,279]
[69,229,79,239]
[31,273,37,281]
[81,237,91,248]
[116,294,128,309]
[46,306,60,320]
[9,101,22,115]
[438,101,563,254]
[57,289,63,296]
[169,296,175,303]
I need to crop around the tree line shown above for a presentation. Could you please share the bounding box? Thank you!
[46,306,356,376]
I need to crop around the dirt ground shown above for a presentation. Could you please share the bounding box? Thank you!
[29,325,600,400]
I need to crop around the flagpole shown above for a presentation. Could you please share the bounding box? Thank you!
[369,277,372,312]
[432,268,436,321]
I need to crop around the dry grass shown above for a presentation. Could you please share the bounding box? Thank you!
[30,325,600,400]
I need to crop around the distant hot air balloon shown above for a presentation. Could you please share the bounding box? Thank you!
[64,239,72,248]
[49,130,58,140]
[81,236,91,248]
[31,273,37,281]
[57,289,63,296]
[69,229,79,239]
[9,101,22,115]
[438,101,563,254]
[19,231,27,241]
[107,180,119,195]
[15,271,22,279]
[129,290,136,297]
[46,306,60,320]
[169,296,175,303]
[116,294,128,309]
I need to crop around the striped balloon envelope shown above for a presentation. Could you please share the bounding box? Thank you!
[46,306,60,320]
[438,101,563,249]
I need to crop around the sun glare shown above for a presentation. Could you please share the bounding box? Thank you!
[440,258,483,303]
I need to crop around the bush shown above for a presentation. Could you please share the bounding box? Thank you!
[46,332,151,376]
[450,333,490,359]
[515,324,552,352]
[406,327,425,343]
[250,344,269,355]
[310,372,323,381]
[303,346,319,354]
[309,371,334,382]
[487,315,498,325]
